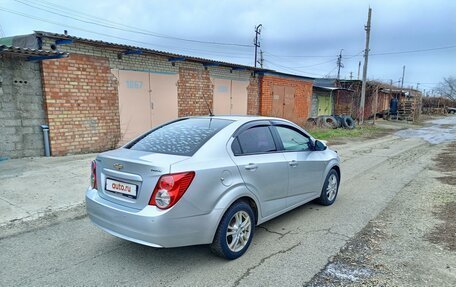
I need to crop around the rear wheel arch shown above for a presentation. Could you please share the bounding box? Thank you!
[234,196,259,225]
[210,199,256,259]
[211,193,259,241]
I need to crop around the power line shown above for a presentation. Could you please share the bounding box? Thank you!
[263,59,325,77]
[370,45,456,56]
[264,52,337,58]
[325,65,338,78]
[265,58,335,69]
[0,7,254,59]
[265,44,456,59]
[12,0,253,48]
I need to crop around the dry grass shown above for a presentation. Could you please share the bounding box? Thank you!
[305,125,390,143]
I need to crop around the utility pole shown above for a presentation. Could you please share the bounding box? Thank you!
[373,85,379,125]
[359,7,372,125]
[254,24,262,68]
[337,49,344,80]
[399,65,406,99]
[350,72,353,80]
[416,82,420,91]
[259,49,264,68]
[357,61,361,80]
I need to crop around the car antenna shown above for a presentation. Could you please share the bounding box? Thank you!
[201,93,213,116]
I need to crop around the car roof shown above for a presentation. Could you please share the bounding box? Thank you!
[188,115,288,124]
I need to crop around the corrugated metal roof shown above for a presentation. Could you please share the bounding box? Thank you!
[34,31,265,71]
[313,86,352,92]
[313,78,338,87]
[258,70,314,81]
[0,45,69,57]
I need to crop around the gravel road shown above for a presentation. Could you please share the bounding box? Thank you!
[1,117,455,286]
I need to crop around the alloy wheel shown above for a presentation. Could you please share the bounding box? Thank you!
[226,210,251,252]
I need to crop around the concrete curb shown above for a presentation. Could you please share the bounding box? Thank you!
[0,203,87,239]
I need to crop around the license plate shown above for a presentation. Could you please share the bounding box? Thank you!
[105,178,138,198]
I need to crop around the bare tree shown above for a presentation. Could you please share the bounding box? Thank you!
[436,76,456,100]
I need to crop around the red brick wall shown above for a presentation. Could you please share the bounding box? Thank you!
[177,67,214,117]
[41,54,120,156]
[260,75,313,124]
[247,77,260,115]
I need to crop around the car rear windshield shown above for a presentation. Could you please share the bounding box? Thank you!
[128,118,233,156]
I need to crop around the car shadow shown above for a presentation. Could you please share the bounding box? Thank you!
[111,199,327,264]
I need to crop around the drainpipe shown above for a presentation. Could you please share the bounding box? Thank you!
[40,125,51,157]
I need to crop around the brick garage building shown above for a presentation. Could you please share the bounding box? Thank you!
[1,32,316,158]
[36,31,262,155]
[258,72,314,125]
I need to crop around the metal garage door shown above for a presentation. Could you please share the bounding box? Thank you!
[272,85,295,122]
[212,78,248,115]
[317,94,332,116]
[113,70,178,144]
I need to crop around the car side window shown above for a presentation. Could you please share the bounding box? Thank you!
[235,126,277,155]
[275,126,311,151]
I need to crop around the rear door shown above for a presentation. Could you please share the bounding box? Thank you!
[230,122,289,218]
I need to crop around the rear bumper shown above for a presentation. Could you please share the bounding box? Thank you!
[85,188,223,248]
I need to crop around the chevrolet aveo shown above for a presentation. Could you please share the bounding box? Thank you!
[86,116,341,259]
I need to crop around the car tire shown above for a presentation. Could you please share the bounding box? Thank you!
[318,169,340,206]
[210,201,255,260]
[321,116,338,129]
[341,116,356,129]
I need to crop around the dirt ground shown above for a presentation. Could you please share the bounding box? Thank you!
[306,140,456,286]
[1,117,455,286]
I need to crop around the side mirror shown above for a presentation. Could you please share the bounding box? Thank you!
[314,140,327,151]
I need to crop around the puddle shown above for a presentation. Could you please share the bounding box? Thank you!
[395,116,456,144]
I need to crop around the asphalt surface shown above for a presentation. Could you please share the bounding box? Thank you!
[0,153,95,227]
[1,118,453,286]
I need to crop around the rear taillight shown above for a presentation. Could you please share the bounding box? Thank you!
[149,172,195,209]
[90,160,97,189]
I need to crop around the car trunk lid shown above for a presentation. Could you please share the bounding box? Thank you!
[95,148,189,210]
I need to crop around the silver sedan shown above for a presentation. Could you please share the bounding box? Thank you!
[86,116,341,259]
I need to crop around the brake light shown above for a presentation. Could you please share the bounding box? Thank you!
[149,172,195,209]
[90,160,97,189]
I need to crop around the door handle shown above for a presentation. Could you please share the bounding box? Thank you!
[289,160,298,167]
[245,163,258,171]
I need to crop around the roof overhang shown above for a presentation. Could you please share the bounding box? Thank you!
[313,86,353,92]
[257,70,314,81]
[34,31,264,72]
[0,45,69,61]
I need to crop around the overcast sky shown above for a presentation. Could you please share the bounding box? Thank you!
[1,0,455,92]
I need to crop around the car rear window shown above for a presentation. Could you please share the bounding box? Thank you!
[128,118,233,156]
